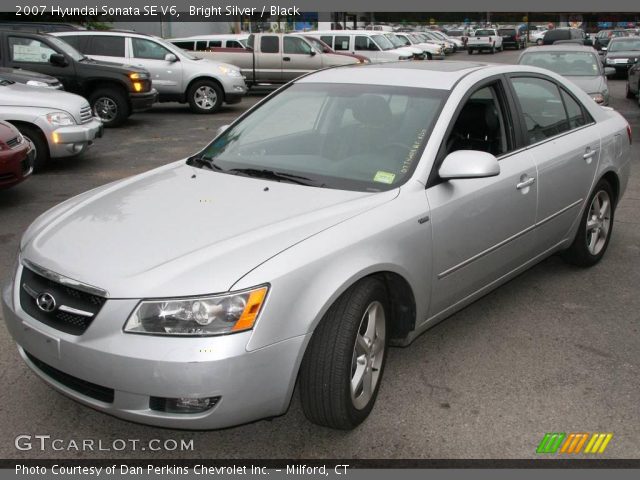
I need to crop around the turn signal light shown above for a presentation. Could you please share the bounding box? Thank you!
[133,81,143,92]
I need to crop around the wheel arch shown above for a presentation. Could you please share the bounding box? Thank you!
[601,170,620,207]
[185,76,225,101]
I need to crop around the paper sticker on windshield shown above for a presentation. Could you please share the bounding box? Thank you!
[373,171,396,184]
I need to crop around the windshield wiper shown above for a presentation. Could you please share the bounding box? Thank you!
[187,155,224,171]
[227,168,323,187]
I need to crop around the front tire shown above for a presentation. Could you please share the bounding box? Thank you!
[299,277,389,430]
[187,80,223,114]
[89,88,130,128]
[562,179,615,267]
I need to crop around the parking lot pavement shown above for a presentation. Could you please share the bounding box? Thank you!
[0,49,638,459]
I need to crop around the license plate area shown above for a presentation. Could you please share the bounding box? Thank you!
[21,324,60,365]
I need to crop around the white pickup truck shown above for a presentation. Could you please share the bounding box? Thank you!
[467,28,503,54]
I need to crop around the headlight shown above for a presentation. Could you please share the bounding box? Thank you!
[590,93,605,104]
[45,112,75,126]
[26,80,50,88]
[124,286,268,336]
[218,65,242,77]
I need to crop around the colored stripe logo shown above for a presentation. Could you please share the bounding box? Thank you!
[537,433,613,454]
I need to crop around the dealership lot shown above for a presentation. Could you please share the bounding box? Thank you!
[1,48,639,458]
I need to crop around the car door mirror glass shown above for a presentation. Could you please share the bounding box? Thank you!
[49,53,67,67]
[439,150,500,180]
[164,53,178,62]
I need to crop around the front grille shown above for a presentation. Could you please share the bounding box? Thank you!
[25,351,115,403]
[20,267,106,335]
[6,135,22,148]
[79,105,93,124]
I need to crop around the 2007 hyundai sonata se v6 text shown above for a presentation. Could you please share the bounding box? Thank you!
[2,61,631,430]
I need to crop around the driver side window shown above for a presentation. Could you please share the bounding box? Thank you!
[132,38,170,60]
[9,36,56,63]
[443,83,511,158]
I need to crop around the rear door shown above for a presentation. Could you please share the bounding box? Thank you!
[254,35,282,83]
[129,36,183,95]
[82,34,126,64]
[507,75,600,253]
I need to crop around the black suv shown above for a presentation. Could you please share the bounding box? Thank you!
[0,30,157,126]
[542,28,592,46]
[498,27,526,50]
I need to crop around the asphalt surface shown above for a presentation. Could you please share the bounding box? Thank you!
[0,49,638,459]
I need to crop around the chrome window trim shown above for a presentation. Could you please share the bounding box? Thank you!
[21,258,109,298]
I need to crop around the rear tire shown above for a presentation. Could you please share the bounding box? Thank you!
[89,88,129,128]
[299,277,389,430]
[17,124,48,172]
[187,80,223,114]
[562,179,615,267]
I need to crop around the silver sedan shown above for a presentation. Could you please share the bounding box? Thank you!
[2,61,631,430]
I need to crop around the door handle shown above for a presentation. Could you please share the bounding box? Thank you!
[516,177,536,190]
[583,149,597,160]
[283,57,291,61]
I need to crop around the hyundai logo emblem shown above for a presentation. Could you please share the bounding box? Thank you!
[36,292,56,313]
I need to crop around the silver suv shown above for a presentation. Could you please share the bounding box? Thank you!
[53,31,247,114]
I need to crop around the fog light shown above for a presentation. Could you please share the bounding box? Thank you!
[233,85,245,92]
[149,396,220,413]
[52,132,60,144]
[133,81,143,92]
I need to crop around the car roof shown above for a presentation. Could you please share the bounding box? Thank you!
[169,34,249,41]
[521,45,596,53]
[297,61,507,90]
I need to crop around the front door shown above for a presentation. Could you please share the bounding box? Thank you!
[281,36,323,82]
[129,37,183,95]
[426,81,539,317]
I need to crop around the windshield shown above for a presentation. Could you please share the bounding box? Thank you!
[385,34,407,48]
[305,36,330,53]
[520,51,600,76]
[609,39,640,51]
[238,38,248,47]
[193,83,446,192]
[47,36,84,61]
[152,36,200,60]
[371,34,395,50]
[408,34,424,43]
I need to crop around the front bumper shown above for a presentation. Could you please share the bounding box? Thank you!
[130,89,158,113]
[222,77,247,104]
[48,118,103,159]
[2,270,307,429]
[0,142,32,189]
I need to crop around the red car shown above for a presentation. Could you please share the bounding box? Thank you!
[0,120,33,190]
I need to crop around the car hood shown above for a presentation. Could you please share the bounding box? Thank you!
[78,57,148,75]
[0,67,59,85]
[0,82,86,111]
[606,50,640,58]
[567,75,606,94]
[21,161,397,298]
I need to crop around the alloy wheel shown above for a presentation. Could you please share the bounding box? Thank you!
[586,190,612,256]
[350,301,386,410]
[194,86,218,110]
[93,97,118,123]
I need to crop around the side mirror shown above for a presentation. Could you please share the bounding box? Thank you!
[604,67,616,76]
[164,53,178,62]
[310,50,317,56]
[216,125,229,137]
[49,53,67,67]
[438,150,500,180]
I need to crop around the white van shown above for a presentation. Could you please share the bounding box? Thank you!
[307,31,413,62]
[169,34,249,51]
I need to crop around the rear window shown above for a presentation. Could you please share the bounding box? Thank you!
[260,36,279,54]
[498,29,516,35]
[85,35,125,57]
[172,41,194,50]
